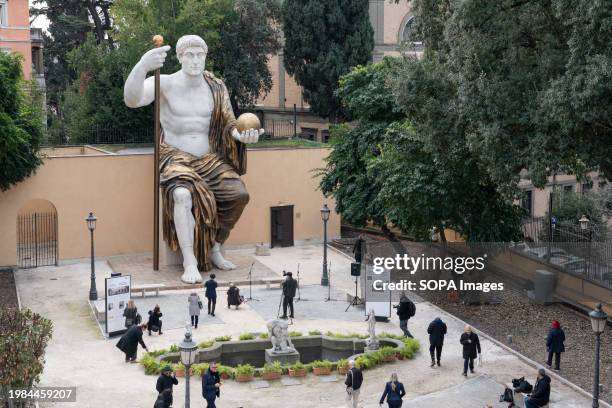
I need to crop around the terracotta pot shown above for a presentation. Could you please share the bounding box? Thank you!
[396,353,405,360]
[220,373,230,380]
[312,367,331,375]
[174,368,190,377]
[262,371,282,380]
[288,368,306,377]
[338,366,349,375]
[383,355,396,363]
[235,373,253,382]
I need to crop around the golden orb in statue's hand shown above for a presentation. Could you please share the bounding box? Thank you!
[235,113,261,133]
[152,35,164,47]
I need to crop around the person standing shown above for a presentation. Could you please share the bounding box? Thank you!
[396,295,416,338]
[156,366,178,406]
[427,317,447,367]
[205,274,218,316]
[281,271,297,319]
[524,368,551,408]
[202,362,222,408]
[344,360,363,408]
[147,305,163,336]
[123,299,139,328]
[116,322,148,362]
[353,235,365,263]
[546,320,565,371]
[227,283,242,309]
[153,389,172,408]
[459,325,481,376]
[379,373,406,408]
[188,292,202,328]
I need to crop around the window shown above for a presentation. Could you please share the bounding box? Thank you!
[521,190,533,217]
[563,185,574,193]
[400,15,422,48]
[0,1,7,27]
[582,183,592,194]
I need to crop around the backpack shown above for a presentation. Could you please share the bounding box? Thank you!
[499,387,514,403]
[407,300,416,317]
[518,380,533,394]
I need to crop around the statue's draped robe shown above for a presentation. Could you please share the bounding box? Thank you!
[160,71,248,271]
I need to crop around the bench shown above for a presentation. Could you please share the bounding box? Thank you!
[262,278,276,290]
[132,283,166,297]
[506,383,549,408]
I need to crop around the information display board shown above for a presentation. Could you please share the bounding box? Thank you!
[363,264,391,320]
[105,275,131,336]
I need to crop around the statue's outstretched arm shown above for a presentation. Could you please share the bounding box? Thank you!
[124,45,171,108]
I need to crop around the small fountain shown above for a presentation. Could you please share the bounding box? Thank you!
[265,319,300,365]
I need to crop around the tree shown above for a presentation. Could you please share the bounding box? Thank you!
[282,0,374,122]
[319,58,404,233]
[0,309,53,389]
[0,52,43,191]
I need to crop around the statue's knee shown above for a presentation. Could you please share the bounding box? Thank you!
[237,187,250,206]
[173,188,192,206]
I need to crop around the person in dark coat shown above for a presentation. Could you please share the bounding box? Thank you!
[379,373,406,408]
[524,368,551,408]
[396,295,415,338]
[459,325,481,376]
[227,283,242,309]
[281,272,298,319]
[204,274,218,316]
[123,299,139,328]
[202,362,221,408]
[156,365,178,406]
[546,320,565,371]
[147,305,163,336]
[116,323,148,362]
[344,360,363,408]
[153,389,172,408]
[427,317,447,367]
[353,235,365,263]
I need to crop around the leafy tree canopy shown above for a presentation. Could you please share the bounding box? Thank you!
[0,53,43,191]
[282,0,374,122]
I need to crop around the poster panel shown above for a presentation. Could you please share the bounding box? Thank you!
[105,275,131,336]
[364,264,392,319]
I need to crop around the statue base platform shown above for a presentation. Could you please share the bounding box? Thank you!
[265,349,300,365]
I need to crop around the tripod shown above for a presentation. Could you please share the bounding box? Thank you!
[324,261,333,302]
[247,262,259,301]
[296,263,301,302]
[345,269,363,312]
[276,290,294,324]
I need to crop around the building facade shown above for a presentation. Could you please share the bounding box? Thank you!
[255,1,418,142]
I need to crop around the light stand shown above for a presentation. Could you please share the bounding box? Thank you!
[296,263,301,302]
[247,262,259,301]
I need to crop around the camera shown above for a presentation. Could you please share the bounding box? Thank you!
[392,304,399,309]
[282,270,287,277]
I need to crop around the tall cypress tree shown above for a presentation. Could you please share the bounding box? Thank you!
[282,0,374,122]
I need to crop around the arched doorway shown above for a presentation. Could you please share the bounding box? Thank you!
[17,199,58,268]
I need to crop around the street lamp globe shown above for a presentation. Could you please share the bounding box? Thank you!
[579,214,590,231]
[86,212,97,231]
[589,304,608,334]
[320,204,330,222]
[179,327,198,366]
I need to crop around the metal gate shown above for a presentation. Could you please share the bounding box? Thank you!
[17,212,58,268]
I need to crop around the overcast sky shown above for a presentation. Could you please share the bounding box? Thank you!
[30,0,50,31]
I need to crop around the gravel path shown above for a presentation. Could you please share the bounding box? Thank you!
[333,232,611,404]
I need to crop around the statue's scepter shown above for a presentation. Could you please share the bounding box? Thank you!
[152,34,164,271]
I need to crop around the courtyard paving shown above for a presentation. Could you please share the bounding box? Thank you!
[14,245,597,407]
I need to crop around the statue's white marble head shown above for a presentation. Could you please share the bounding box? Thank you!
[176,35,208,76]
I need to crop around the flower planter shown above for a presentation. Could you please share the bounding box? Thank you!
[262,372,282,381]
[396,353,405,361]
[338,366,349,375]
[312,367,331,376]
[235,373,253,382]
[383,356,396,363]
[174,368,191,377]
[288,368,306,378]
[220,373,231,380]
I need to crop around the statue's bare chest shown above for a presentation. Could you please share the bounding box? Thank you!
[162,81,214,118]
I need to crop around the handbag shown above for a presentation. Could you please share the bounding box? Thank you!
[135,313,142,325]
[197,297,203,310]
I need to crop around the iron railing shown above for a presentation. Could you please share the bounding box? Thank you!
[17,212,58,269]
[519,216,612,288]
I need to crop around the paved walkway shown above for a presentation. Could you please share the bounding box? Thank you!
[15,245,594,407]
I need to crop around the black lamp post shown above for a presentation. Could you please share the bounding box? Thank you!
[86,212,98,301]
[579,215,591,275]
[179,326,198,408]
[320,204,330,286]
[589,303,608,408]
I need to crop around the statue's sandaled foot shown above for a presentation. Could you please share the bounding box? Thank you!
[211,244,236,270]
[181,253,202,284]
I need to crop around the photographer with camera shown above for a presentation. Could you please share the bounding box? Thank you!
[394,294,415,338]
[156,365,178,406]
[281,271,297,319]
